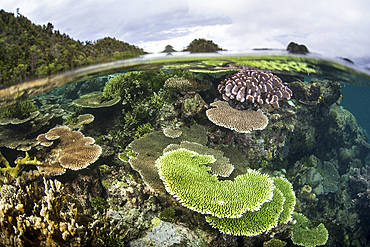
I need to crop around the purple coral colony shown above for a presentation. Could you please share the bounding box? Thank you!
[218,69,292,108]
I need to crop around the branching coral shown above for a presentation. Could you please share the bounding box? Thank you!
[0,152,41,182]
[0,178,98,246]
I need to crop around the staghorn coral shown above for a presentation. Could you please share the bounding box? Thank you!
[35,126,102,176]
[155,148,275,218]
[0,152,42,183]
[217,69,292,108]
[206,101,268,133]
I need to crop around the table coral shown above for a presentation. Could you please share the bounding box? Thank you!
[290,212,329,247]
[206,101,268,133]
[36,125,102,176]
[155,148,275,218]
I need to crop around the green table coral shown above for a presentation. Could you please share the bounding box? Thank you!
[155,148,275,218]
[290,212,329,247]
[273,177,296,223]
[205,187,285,236]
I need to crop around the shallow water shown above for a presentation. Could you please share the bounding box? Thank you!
[0,53,369,246]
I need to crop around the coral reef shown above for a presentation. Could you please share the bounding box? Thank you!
[206,101,268,133]
[156,148,275,218]
[130,219,209,246]
[155,147,296,236]
[217,69,292,108]
[0,99,39,125]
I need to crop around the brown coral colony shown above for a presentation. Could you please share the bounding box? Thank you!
[36,126,102,175]
[218,69,292,108]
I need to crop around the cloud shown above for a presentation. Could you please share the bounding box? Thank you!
[2,0,370,59]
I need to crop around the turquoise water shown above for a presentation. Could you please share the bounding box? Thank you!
[0,53,369,246]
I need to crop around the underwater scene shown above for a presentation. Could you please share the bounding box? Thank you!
[0,54,369,247]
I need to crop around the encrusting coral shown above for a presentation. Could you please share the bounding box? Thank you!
[206,101,268,133]
[217,69,292,108]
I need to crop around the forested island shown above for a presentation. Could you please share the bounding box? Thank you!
[0,10,146,88]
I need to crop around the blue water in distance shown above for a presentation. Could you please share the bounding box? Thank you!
[341,83,370,138]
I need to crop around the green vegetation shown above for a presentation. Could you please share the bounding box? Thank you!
[0,99,38,119]
[90,196,109,212]
[104,70,194,147]
[134,123,152,139]
[0,10,145,87]
[183,38,223,53]
[159,208,177,223]
[155,148,297,236]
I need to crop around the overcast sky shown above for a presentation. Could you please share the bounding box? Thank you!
[2,0,370,63]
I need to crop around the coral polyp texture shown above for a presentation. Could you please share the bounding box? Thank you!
[155,148,275,218]
[217,69,292,108]
[163,141,234,177]
[36,126,102,175]
[273,177,296,223]
[290,212,329,247]
[205,187,285,236]
[206,101,268,133]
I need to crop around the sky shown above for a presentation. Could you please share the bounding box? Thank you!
[2,0,370,65]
